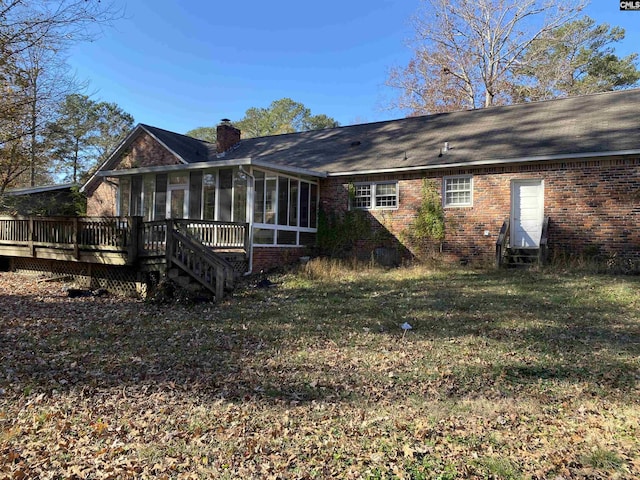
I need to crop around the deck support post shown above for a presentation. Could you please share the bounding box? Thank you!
[28,217,35,257]
[165,219,174,269]
[73,217,80,260]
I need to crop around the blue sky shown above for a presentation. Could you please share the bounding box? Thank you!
[67,1,640,135]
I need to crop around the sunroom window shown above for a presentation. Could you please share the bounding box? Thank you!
[252,169,318,247]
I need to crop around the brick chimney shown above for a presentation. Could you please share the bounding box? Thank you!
[216,119,241,154]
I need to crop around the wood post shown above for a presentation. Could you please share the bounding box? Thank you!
[243,222,250,254]
[73,217,79,260]
[28,217,34,257]
[127,216,141,264]
[216,266,224,301]
[165,219,174,268]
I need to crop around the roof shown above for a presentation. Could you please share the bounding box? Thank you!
[81,124,214,193]
[5,183,76,196]
[89,88,640,185]
[140,124,218,162]
[220,88,640,175]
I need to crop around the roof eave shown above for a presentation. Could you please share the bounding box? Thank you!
[326,149,640,176]
[98,157,327,179]
[250,159,327,178]
[5,183,77,196]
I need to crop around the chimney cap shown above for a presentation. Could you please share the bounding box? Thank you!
[220,118,231,124]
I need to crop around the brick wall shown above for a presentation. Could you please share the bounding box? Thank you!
[319,156,640,264]
[86,180,118,216]
[86,131,182,215]
[253,247,307,272]
[115,131,182,170]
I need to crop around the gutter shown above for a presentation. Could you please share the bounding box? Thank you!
[326,149,640,177]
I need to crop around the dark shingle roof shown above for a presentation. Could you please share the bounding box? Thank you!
[123,89,640,176]
[220,89,640,175]
[141,124,218,163]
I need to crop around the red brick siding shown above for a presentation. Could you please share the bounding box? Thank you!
[253,247,307,272]
[86,179,118,217]
[319,157,640,263]
[86,132,182,215]
[115,131,182,170]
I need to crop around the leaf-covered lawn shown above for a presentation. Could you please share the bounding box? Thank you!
[1,265,639,479]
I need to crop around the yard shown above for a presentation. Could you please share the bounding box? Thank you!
[1,263,639,479]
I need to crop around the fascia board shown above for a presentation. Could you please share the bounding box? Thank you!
[326,149,640,177]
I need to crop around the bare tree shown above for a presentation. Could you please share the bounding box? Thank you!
[19,44,78,186]
[387,0,586,115]
[0,0,122,189]
[0,0,121,64]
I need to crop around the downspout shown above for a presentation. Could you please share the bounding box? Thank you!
[239,165,254,275]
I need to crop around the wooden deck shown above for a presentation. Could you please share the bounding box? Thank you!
[0,216,249,266]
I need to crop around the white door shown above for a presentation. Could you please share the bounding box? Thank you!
[511,180,544,248]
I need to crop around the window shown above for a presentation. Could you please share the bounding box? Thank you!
[218,169,233,222]
[154,174,167,220]
[353,184,372,209]
[309,184,318,228]
[143,176,155,221]
[130,176,143,216]
[252,169,319,247]
[233,169,247,223]
[352,182,398,210]
[118,177,130,216]
[375,183,397,208]
[202,173,216,220]
[253,171,265,223]
[443,176,473,207]
[189,171,203,219]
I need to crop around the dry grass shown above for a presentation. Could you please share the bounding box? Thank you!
[1,264,639,479]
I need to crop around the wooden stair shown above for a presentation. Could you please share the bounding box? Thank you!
[166,229,236,301]
[496,216,550,268]
[504,248,540,267]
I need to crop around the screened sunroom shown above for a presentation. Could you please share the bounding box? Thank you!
[108,164,320,250]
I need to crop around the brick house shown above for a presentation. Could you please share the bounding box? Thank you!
[83,89,640,272]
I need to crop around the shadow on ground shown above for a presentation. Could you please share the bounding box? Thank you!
[1,270,638,403]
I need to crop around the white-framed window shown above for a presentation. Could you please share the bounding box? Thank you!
[352,182,398,210]
[353,184,372,209]
[252,168,319,247]
[443,175,473,207]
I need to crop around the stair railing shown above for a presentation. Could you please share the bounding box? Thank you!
[538,216,550,266]
[495,218,510,268]
[166,227,235,301]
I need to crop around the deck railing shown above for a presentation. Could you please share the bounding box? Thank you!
[0,216,136,259]
[175,219,249,249]
[0,216,249,263]
[0,217,29,243]
[139,219,249,256]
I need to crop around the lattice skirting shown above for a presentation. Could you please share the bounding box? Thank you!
[10,257,149,297]
[217,252,248,275]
